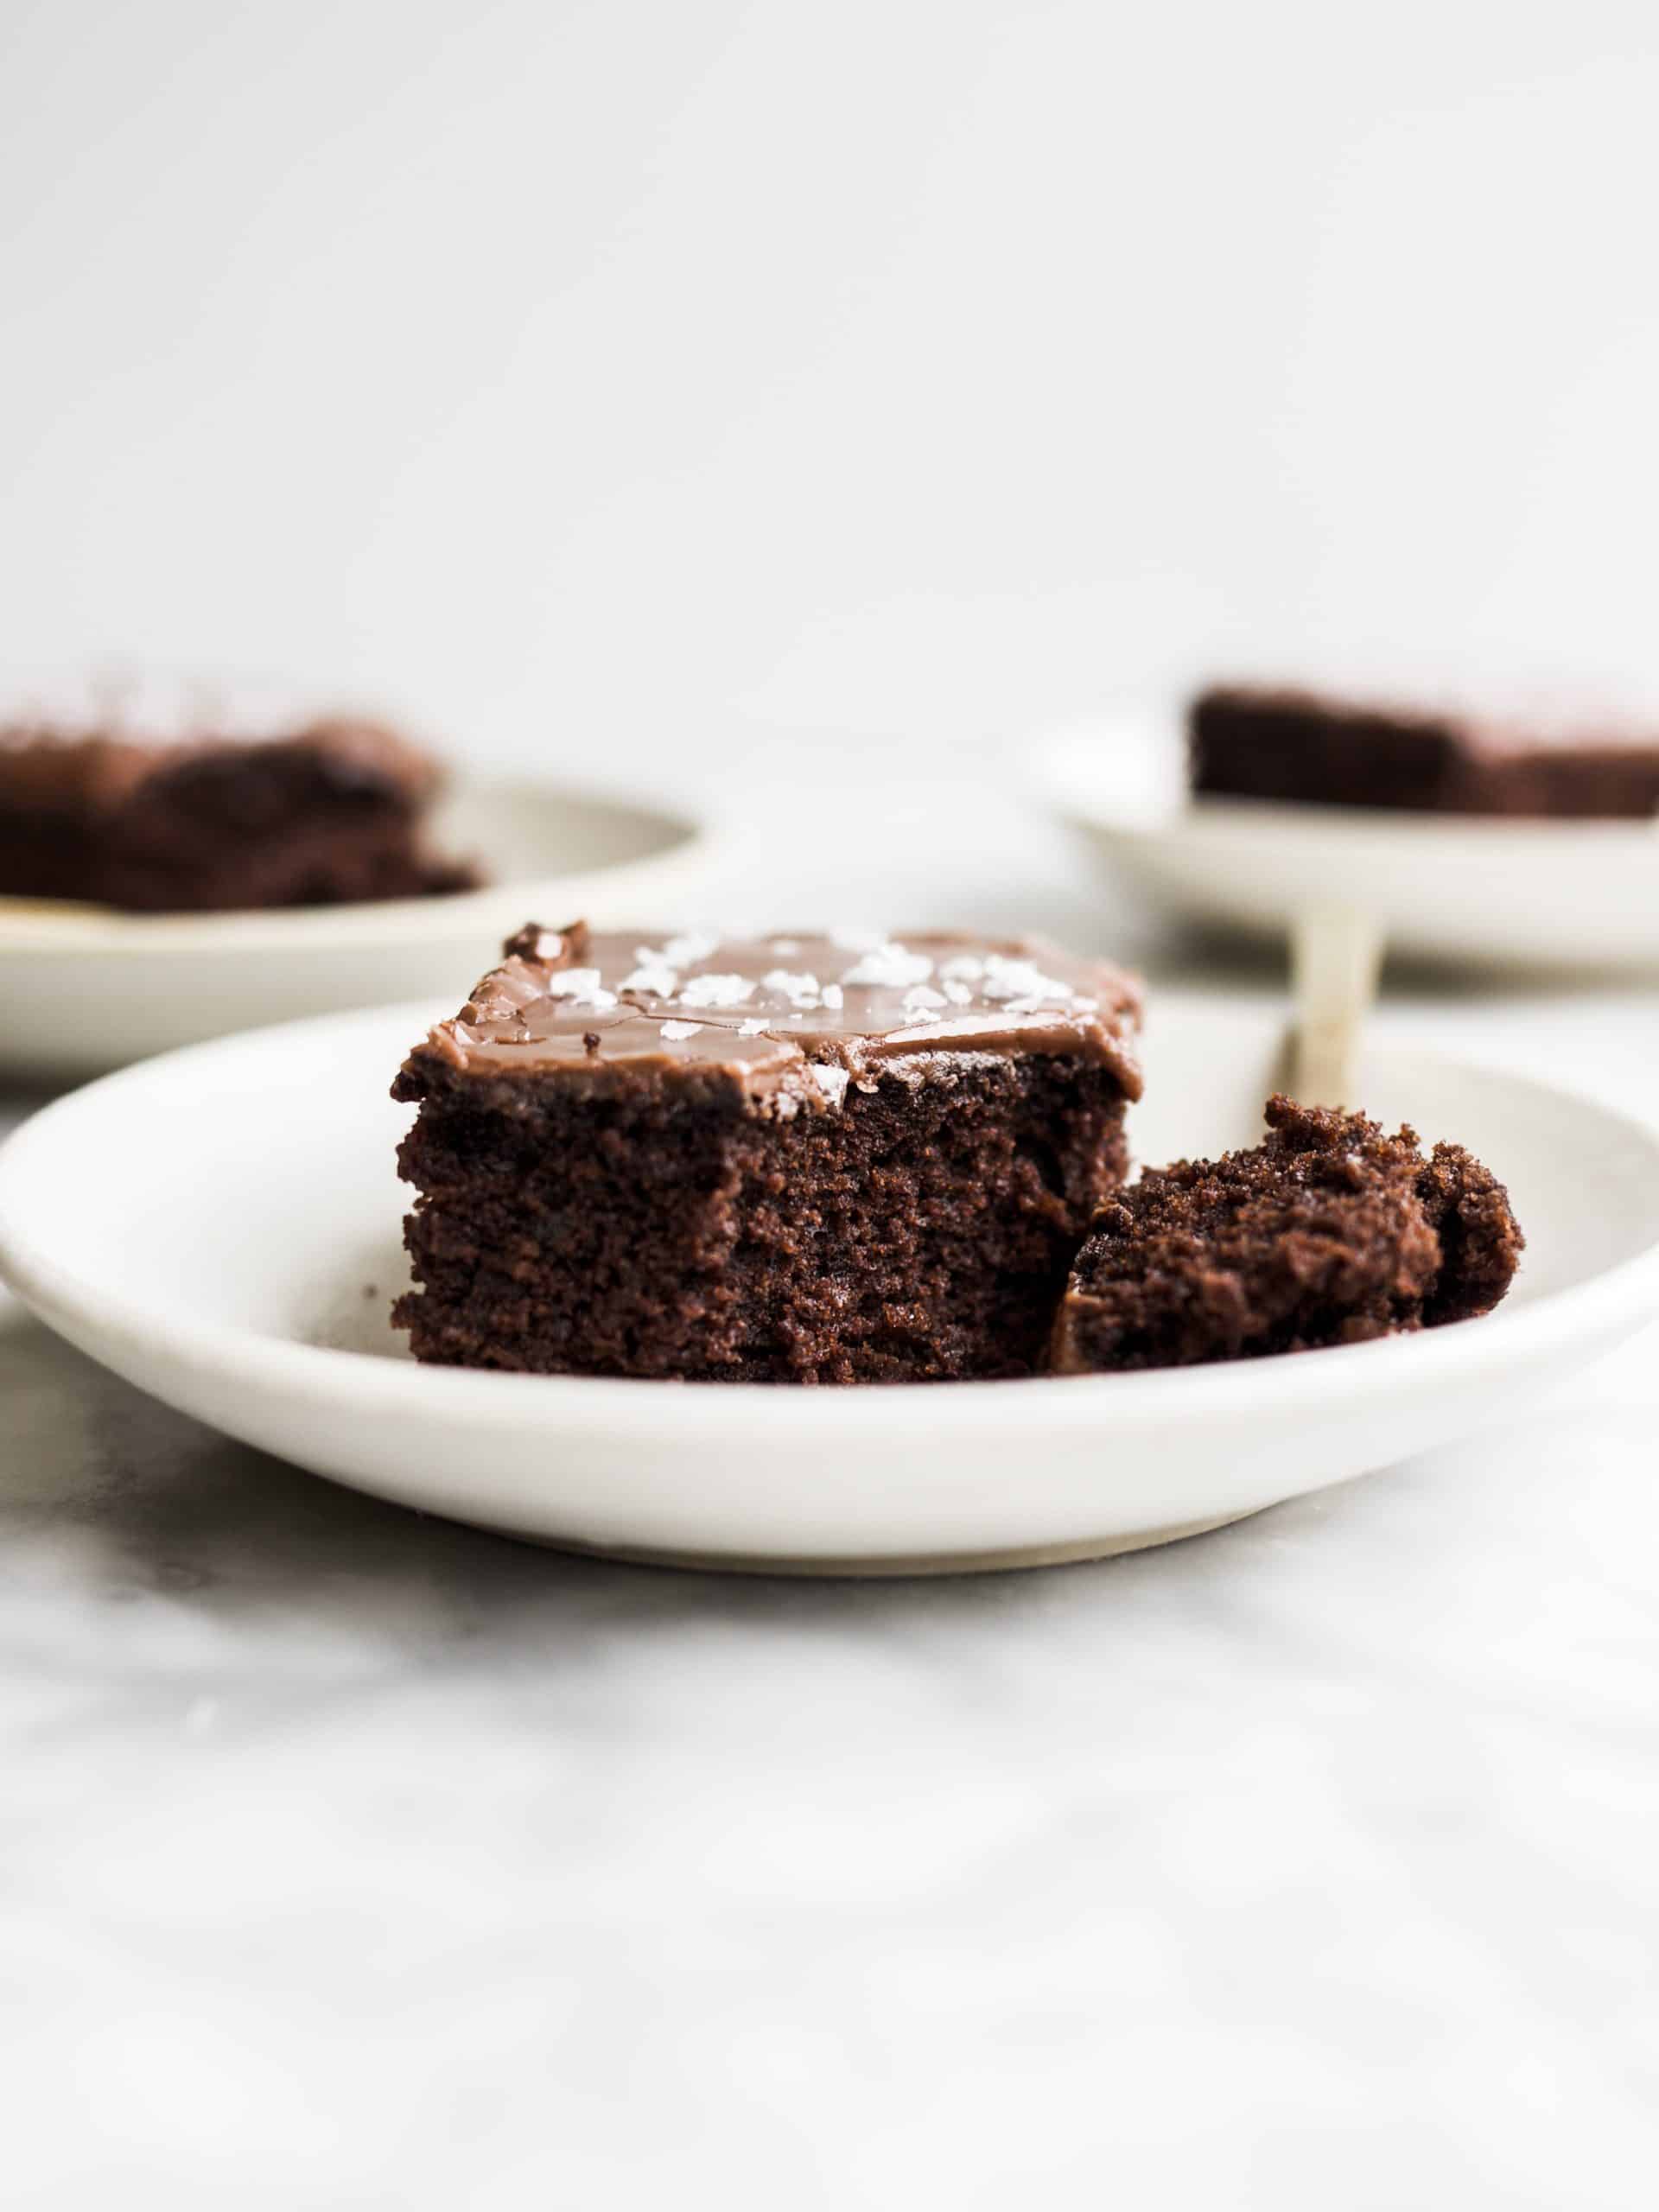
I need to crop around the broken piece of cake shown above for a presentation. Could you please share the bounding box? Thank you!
[1050,1096,1523,1374]
[393,921,1143,1382]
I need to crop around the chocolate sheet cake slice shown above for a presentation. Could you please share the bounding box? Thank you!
[0,707,475,912]
[1052,1096,1522,1374]
[393,922,1141,1382]
[1190,682,1659,818]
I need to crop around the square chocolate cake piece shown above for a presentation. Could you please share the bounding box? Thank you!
[393,922,1142,1382]
[1189,682,1659,819]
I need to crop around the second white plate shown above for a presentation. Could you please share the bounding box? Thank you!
[0,777,710,1079]
[2,994,1656,1573]
[1039,715,1659,971]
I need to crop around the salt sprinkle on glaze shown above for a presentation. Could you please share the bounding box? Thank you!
[902,985,947,1020]
[637,931,720,969]
[820,983,844,1009]
[677,973,755,1009]
[620,962,677,995]
[809,1065,850,1108]
[737,1018,769,1036]
[841,941,934,988]
[761,969,823,1007]
[976,954,1076,1004]
[659,1020,703,1040]
[541,969,619,1010]
[942,979,974,1006]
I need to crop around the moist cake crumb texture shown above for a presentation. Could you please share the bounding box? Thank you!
[1051,1095,1523,1373]
[392,920,1142,1383]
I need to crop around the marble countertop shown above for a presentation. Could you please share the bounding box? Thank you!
[5,748,1658,2209]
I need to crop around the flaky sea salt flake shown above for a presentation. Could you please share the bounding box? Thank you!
[677,972,755,1009]
[761,969,822,1007]
[620,962,678,995]
[978,954,1070,1004]
[655,931,721,967]
[841,942,934,988]
[660,1020,703,1040]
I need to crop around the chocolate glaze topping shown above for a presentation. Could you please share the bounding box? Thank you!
[415,922,1143,1103]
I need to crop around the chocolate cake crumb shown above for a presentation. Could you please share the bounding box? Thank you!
[1050,1095,1523,1373]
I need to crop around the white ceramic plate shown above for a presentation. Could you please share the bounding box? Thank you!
[0,778,709,1080]
[3,995,1656,1575]
[1038,715,1659,970]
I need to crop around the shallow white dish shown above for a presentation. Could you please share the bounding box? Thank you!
[3,995,1656,1575]
[1038,715,1659,970]
[0,778,709,1080]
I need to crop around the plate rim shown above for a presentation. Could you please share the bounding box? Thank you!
[3,996,1658,1445]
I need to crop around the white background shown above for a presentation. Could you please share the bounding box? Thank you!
[5,0,1659,769]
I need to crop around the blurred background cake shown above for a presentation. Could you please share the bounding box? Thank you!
[0,674,477,912]
[1190,681,1659,819]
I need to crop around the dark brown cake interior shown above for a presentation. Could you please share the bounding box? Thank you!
[1052,1095,1523,1373]
[396,1052,1128,1382]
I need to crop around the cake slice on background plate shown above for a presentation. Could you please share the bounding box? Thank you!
[1190,680,1659,818]
[0,677,476,912]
